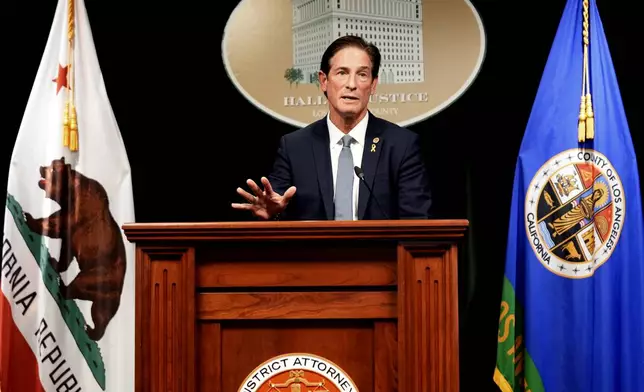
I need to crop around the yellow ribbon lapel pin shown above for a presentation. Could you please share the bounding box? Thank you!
[371,137,379,152]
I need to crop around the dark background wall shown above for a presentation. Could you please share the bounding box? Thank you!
[3,0,641,390]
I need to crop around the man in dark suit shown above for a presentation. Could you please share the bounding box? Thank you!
[232,36,432,220]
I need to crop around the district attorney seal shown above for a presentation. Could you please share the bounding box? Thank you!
[237,353,360,392]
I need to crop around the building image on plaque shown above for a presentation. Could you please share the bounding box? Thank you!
[291,0,424,85]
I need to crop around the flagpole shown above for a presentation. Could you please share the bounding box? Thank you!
[63,0,79,151]
[578,0,594,142]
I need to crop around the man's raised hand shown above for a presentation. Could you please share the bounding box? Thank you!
[231,177,296,220]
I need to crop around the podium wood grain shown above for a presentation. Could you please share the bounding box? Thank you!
[124,220,467,392]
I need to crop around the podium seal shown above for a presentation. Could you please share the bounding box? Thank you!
[237,353,359,392]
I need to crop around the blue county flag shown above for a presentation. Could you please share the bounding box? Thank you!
[0,0,135,391]
[494,0,644,391]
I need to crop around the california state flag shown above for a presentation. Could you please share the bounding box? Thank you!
[0,0,135,391]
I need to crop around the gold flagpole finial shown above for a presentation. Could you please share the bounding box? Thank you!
[578,0,594,142]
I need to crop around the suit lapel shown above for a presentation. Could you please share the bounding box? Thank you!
[358,114,384,219]
[311,119,334,219]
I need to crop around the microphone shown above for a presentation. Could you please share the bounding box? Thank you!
[354,166,390,220]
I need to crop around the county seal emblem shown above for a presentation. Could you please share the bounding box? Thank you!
[524,148,625,278]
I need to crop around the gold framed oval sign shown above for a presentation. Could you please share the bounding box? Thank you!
[222,0,486,127]
[237,353,359,392]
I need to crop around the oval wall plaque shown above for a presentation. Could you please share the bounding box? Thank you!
[222,0,486,128]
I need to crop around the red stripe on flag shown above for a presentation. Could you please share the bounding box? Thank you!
[0,291,44,392]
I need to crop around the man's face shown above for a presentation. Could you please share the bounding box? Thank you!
[319,46,378,120]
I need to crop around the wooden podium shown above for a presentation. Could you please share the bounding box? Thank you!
[123,219,467,392]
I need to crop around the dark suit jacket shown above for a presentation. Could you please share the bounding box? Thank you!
[268,113,432,220]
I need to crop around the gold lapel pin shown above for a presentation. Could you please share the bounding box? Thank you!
[371,143,376,152]
[373,137,380,144]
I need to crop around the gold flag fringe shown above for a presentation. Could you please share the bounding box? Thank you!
[578,0,594,142]
[63,0,79,151]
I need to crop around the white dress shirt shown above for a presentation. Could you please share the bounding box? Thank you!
[327,112,369,220]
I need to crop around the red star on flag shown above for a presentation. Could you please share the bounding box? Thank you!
[52,64,70,94]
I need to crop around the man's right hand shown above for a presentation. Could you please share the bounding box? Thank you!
[231,177,296,220]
